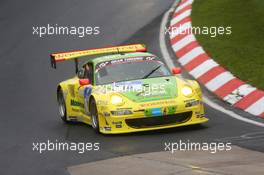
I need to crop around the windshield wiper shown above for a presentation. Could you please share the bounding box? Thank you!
[142,65,162,79]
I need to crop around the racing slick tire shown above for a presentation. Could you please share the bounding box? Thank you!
[57,89,68,123]
[90,99,100,133]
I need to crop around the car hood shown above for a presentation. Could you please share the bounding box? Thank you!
[110,76,177,103]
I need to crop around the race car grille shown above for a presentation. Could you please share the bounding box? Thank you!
[125,112,192,129]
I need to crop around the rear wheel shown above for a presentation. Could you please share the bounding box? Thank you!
[57,90,68,122]
[90,99,100,133]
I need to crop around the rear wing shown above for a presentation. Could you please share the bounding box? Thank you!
[50,44,147,72]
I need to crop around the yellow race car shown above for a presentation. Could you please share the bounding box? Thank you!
[50,44,208,134]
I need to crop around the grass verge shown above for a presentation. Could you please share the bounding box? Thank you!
[191,0,264,90]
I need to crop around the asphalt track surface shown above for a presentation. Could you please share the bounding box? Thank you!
[0,0,263,175]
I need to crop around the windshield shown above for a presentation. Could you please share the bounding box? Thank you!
[95,56,171,85]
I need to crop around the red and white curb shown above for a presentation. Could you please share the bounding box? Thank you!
[169,0,264,118]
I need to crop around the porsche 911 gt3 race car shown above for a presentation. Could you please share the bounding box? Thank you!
[50,44,208,134]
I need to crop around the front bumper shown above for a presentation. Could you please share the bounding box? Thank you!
[98,103,208,134]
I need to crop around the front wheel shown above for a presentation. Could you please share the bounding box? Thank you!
[57,90,68,122]
[90,99,100,133]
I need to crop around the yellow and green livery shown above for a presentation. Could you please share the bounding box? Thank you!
[50,44,208,134]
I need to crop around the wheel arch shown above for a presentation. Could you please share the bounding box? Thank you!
[56,83,69,110]
[88,95,96,112]
[57,85,62,100]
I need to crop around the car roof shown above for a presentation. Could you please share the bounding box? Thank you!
[79,52,156,66]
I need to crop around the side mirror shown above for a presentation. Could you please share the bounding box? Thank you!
[77,68,85,79]
[79,79,90,86]
[172,67,181,75]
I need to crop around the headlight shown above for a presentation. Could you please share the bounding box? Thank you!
[181,86,193,97]
[111,95,123,105]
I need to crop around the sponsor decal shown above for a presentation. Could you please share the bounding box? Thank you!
[145,106,176,117]
[184,99,201,107]
[139,99,176,107]
[167,106,176,114]
[83,86,92,113]
[116,107,132,110]
[111,110,132,116]
[68,84,75,98]
[112,121,122,128]
[115,124,122,128]
[152,108,162,117]
[162,106,177,115]
[95,56,159,71]
[104,127,112,131]
[84,86,92,99]
[68,116,78,121]
[72,108,80,112]
[70,99,84,108]
[97,100,108,105]
[112,121,122,125]
[195,111,205,118]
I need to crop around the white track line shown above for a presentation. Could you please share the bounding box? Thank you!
[203,96,264,127]
[159,0,264,127]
